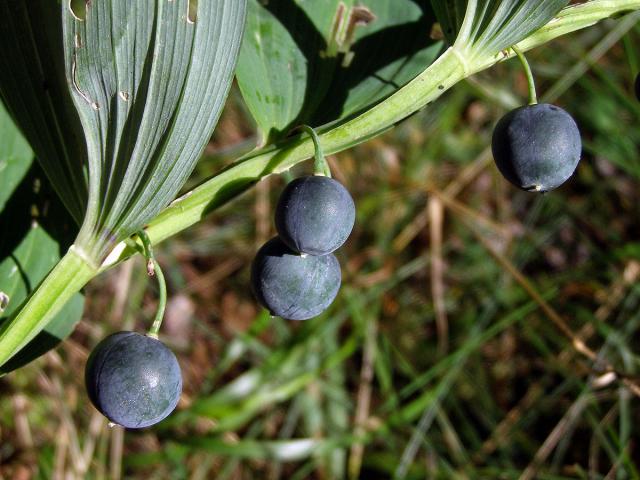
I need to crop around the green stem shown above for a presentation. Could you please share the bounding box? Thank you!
[0,246,97,366]
[95,1,640,273]
[301,125,331,177]
[137,230,167,338]
[513,46,538,105]
[149,265,167,336]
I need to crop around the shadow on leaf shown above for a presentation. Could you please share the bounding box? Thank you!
[242,0,441,140]
[0,163,81,375]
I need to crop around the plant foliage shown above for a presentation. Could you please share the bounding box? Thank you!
[432,0,570,60]
[0,104,83,375]
[0,0,247,263]
[0,1,88,224]
[0,0,247,369]
[1,0,639,378]
[65,0,247,262]
[236,0,442,142]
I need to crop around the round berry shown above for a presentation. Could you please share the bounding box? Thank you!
[275,176,355,256]
[251,237,341,320]
[491,103,582,192]
[85,332,182,429]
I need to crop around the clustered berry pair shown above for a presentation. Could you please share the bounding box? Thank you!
[250,175,356,320]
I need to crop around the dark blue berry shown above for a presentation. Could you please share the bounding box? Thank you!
[85,332,182,429]
[491,103,581,192]
[251,237,341,320]
[275,176,355,256]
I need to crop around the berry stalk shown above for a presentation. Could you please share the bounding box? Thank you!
[512,46,538,105]
[137,230,167,338]
[301,125,332,178]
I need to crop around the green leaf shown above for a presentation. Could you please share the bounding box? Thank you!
[236,0,442,142]
[0,102,32,212]
[0,1,89,224]
[236,0,335,142]
[0,227,85,375]
[317,0,442,124]
[0,143,84,374]
[63,0,247,262]
[0,0,246,370]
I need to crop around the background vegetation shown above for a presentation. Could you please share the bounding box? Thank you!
[1,12,640,480]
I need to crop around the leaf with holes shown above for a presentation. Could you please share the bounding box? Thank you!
[64,0,247,262]
[0,0,247,368]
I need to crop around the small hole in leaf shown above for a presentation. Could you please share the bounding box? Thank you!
[188,0,197,23]
[0,292,9,312]
[69,0,86,20]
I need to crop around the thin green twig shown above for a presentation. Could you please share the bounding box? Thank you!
[301,125,332,177]
[137,230,167,338]
[513,45,538,105]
